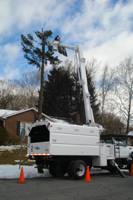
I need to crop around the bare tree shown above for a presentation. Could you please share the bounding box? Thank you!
[13,70,39,109]
[99,65,114,123]
[86,58,99,77]
[0,71,39,110]
[0,80,14,109]
[115,57,133,134]
[0,80,29,110]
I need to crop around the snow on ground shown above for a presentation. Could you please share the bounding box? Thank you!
[0,165,50,179]
[0,165,108,179]
[0,145,21,152]
[0,165,128,179]
[0,145,27,152]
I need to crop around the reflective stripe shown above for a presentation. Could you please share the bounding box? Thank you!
[27,153,50,156]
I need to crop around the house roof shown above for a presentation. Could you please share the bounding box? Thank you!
[0,109,18,119]
[128,131,133,137]
[0,108,42,119]
[0,108,69,124]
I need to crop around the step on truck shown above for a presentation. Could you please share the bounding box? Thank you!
[101,135,133,169]
[27,40,126,179]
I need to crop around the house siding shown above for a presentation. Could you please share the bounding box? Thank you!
[5,110,38,140]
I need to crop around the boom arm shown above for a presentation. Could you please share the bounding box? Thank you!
[75,47,95,124]
[51,40,95,124]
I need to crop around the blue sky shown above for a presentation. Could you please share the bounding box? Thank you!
[0,0,133,80]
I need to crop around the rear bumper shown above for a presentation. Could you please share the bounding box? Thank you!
[27,153,50,160]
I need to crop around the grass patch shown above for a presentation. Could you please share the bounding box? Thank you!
[0,148,33,165]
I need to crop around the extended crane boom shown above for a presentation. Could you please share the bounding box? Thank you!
[52,40,95,124]
[75,47,95,124]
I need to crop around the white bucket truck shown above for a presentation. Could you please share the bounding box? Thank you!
[27,41,125,179]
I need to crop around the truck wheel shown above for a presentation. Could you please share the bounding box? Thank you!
[117,160,124,169]
[68,161,75,177]
[37,165,44,174]
[68,160,86,179]
[49,161,65,178]
[35,156,44,174]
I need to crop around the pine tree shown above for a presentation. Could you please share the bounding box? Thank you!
[21,29,60,119]
[43,67,74,119]
[43,66,100,124]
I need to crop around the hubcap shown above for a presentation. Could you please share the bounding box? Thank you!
[76,164,85,177]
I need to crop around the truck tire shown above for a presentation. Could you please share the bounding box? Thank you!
[117,159,124,169]
[37,165,44,174]
[68,160,86,179]
[49,161,65,178]
[68,161,75,177]
[35,156,44,174]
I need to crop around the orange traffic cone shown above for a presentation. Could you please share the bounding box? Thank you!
[130,163,133,176]
[18,166,25,184]
[85,166,91,182]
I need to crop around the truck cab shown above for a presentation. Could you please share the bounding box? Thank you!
[101,134,133,168]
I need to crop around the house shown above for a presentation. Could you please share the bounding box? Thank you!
[128,131,133,146]
[0,108,49,142]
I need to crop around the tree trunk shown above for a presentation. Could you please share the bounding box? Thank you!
[101,94,105,124]
[38,32,45,120]
[126,92,132,134]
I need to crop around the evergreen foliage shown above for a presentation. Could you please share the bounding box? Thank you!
[43,66,100,124]
[43,67,74,119]
[21,30,60,118]
[21,31,60,67]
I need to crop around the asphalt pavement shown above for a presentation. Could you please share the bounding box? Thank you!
[0,173,133,200]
